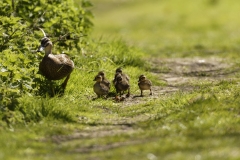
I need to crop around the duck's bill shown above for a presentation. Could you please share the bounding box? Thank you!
[37,46,44,52]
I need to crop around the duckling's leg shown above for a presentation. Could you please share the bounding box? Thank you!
[140,90,143,97]
[116,89,121,97]
[149,88,153,96]
[126,88,130,97]
[118,91,122,97]
[61,74,71,89]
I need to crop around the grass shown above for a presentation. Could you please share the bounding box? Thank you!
[91,0,240,59]
[1,0,240,159]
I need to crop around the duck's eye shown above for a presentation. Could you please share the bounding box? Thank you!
[44,43,50,47]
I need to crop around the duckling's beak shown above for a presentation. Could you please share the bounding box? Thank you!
[37,45,44,52]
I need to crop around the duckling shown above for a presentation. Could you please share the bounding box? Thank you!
[93,74,110,98]
[114,73,130,97]
[37,28,74,91]
[113,68,130,97]
[97,71,111,89]
[114,67,130,82]
[138,75,153,96]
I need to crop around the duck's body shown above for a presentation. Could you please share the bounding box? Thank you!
[39,53,74,80]
[93,75,109,98]
[138,75,152,96]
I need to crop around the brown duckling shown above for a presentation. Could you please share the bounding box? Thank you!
[37,28,74,90]
[138,75,153,96]
[114,73,130,97]
[97,71,111,89]
[114,67,130,82]
[93,75,110,98]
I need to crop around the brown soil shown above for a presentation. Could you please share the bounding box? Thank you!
[121,57,235,105]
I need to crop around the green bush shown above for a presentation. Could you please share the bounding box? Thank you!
[0,0,93,117]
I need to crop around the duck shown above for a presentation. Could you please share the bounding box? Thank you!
[114,72,130,97]
[138,75,153,96]
[37,28,74,91]
[93,74,110,98]
[97,71,111,90]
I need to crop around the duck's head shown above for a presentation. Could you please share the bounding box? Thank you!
[98,71,105,77]
[37,28,53,54]
[115,67,123,74]
[138,75,146,82]
[37,37,53,52]
[116,74,123,82]
[94,75,102,82]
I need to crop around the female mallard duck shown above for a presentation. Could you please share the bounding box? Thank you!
[138,75,152,96]
[37,28,74,90]
[93,74,110,98]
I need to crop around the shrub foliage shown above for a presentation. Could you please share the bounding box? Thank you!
[0,0,93,112]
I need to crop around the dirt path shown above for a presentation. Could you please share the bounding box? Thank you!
[123,57,235,105]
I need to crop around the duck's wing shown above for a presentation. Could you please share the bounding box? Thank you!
[144,79,152,86]
[53,54,74,67]
[123,73,130,82]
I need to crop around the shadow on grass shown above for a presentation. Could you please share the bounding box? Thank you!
[34,77,65,97]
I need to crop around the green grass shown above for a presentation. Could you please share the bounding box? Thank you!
[91,0,240,58]
[1,0,240,159]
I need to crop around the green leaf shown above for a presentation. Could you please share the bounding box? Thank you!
[0,71,10,77]
[34,6,42,12]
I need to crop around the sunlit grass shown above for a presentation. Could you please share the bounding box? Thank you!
[91,0,240,58]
